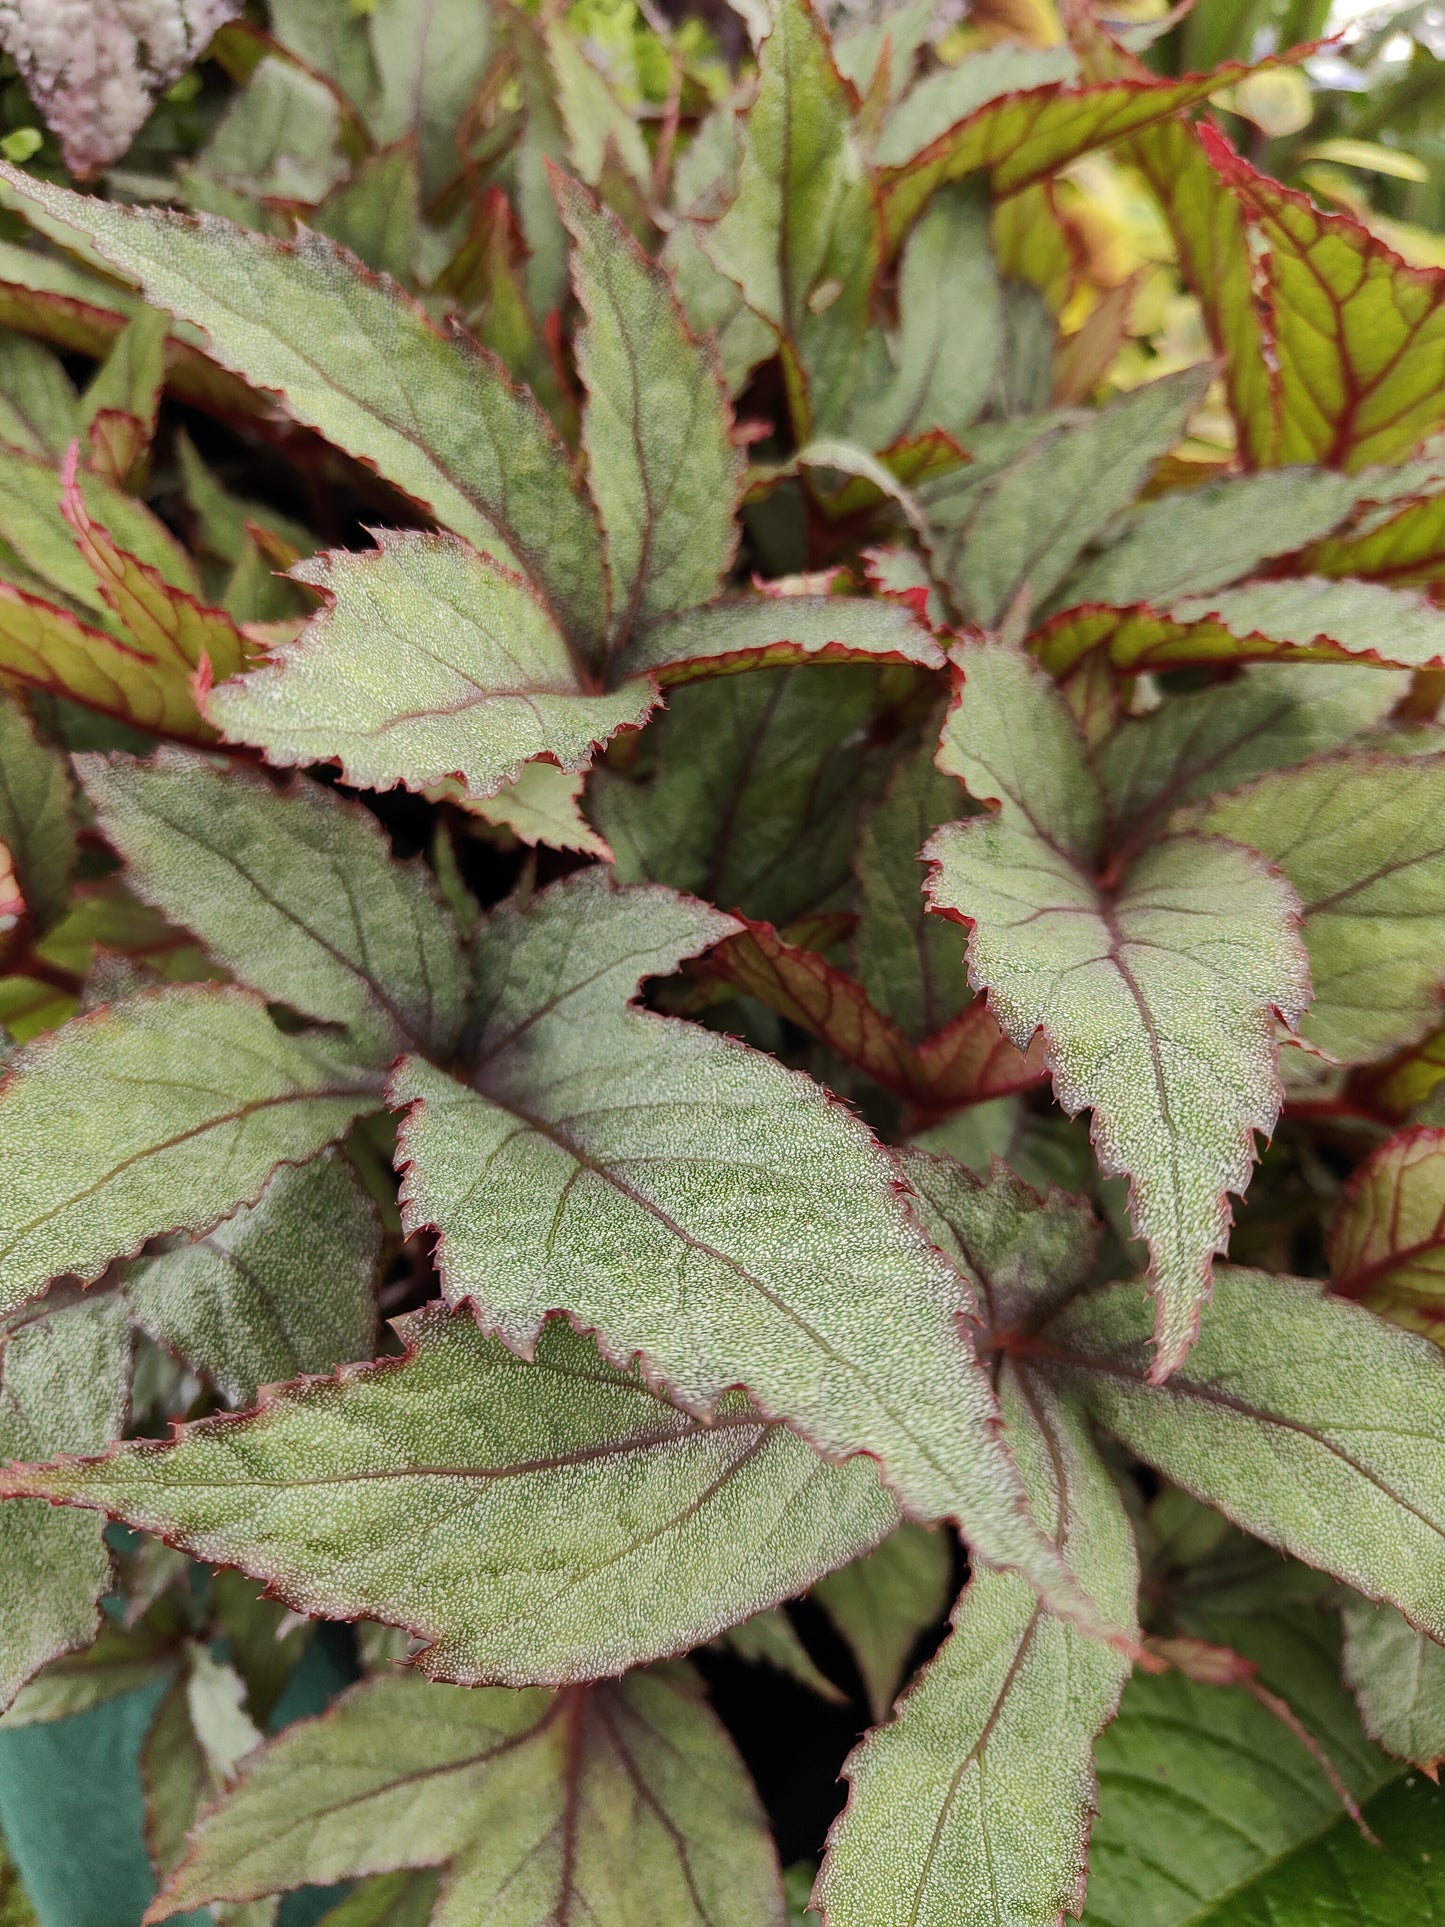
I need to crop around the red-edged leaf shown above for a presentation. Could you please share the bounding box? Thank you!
[1329,1127,1445,1342]
[615,592,945,684]
[1351,1030,1445,1122]
[696,914,1045,1114]
[62,447,253,689]
[879,59,1299,248]
[1201,125,1445,471]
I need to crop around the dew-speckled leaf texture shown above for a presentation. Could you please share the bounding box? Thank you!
[1045,1266,1445,1641]
[82,750,467,1063]
[145,1665,786,1926]
[7,1303,898,1685]
[614,593,944,683]
[206,533,656,804]
[1341,1594,1445,1773]
[392,868,1116,1633]
[0,168,609,646]
[812,1521,953,1724]
[926,641,1310,1377]
[0,1289,128,1708]
[468,759,611,858]
[1203,125,1445,471]
[1328,1128,1445,1342]
[125,1153,379,1406]
[0,984,381,1315]
[898,1148,1101,1339]
[706,0,877,439]
[931,367,1211,630]
[816,1367,1136,1927]
[1083,1582,1393,1926]
[1182,751,1445,1066]
[1062,467,1393,610]
[1098,665,1399,848]
[590,664,877,928]
[0,692,75,938]
[556,175,741,647]
[0,0,239,178]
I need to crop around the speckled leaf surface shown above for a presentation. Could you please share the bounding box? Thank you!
[1184,752,1445,1065]
[144,1666,787,1926]
[614,594,944,683]
[0,170,609,645]
[1341,1594,1445,1773]
[207,534,656,805]
[83,750,467,1063]
[1328,1127,1445,1341]
[125,1153,379,1406]
[1045,1267,1445,1640]
[0,984,381,1315]
[816,1367,1135,1927]
[0,1289,128,1708]
[7,1303,899,1684]
[392,869,1116,1632]
[926,642,1310,1376]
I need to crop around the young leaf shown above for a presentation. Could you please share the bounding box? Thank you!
[368,0,493,197]
[78,308,166,485]
[142,1646,265,1892]
[816,1368,1135,1927]
[556,174,742,648]
[0,173,609,646]
[930,368,1211,630]
[0,1289,129,1708]
[0,693,75,937]
[1327,1127,1445,1341]
[1183,752,1445,1065]
[1043,1266,1445,1641]
[206,533,656,805]
[1202,125,1445,471]
[926,642,1310,1376]
[706,0,879,440]
[615,594,944,683]
[82,749,468,1062]
[125,1153,379,1405]
[0,0,240,178]
[145,1666,786,1924]
[873,44,1078,172]
[721,1607,845,1703]
[812,1521,953,1723]
[392,869,1118,1631]
[0,984,381,1315]
[7,1302,899,1685]
[592,665,877,928]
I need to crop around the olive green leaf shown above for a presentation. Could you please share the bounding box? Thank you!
[5,1303,899,1685]
[392,868,1119,1633]
[145,1666,787,1926]
[82,750,468,1063]
[0,985,381,1315]
[926,641,1310,1376]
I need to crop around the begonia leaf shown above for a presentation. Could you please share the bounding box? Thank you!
[1341,1595,1445,1774]
[82,749,467,1062]
[1184,751,1445,1065]
[926,641,1310,1376]
[557,175,742,647]
[390,869,1121,1632]
[0,984,381,1315]
[816,1362,1135,1927]
[614,593,944,683]
[368,0,493,197]
[6,1302,898,1685]
[144,1665,786,1925]
[0,170,610,647]
[1327,1126,1445,1341]
[0,1288,129,1709]
[125,1152,379,1405]
[0,692,75,938]
[1044,1265,1445,1639]
[812,1521,952,1724]
[206,533,656,805]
